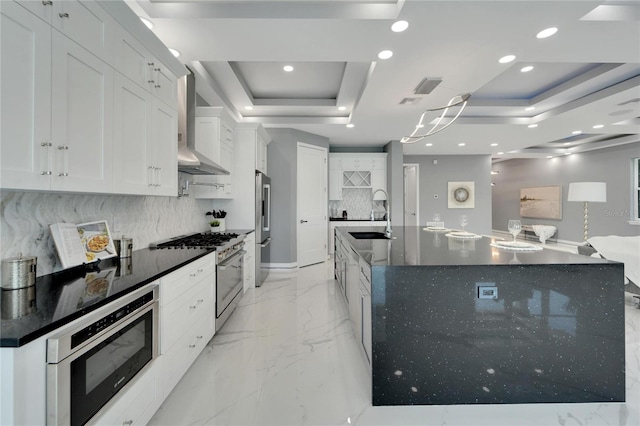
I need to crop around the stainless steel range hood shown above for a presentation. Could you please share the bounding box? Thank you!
[177,67,229,176]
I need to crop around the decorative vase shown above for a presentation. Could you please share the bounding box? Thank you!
[210,226,221,233]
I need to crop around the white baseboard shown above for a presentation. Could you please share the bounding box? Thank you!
[266,262,298,269]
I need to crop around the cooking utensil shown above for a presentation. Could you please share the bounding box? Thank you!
[114,236,133,258]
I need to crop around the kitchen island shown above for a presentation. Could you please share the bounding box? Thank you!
[334,226,626,406]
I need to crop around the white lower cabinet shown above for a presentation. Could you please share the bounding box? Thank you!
[93,359,162,426]
[159,253,216,398]
[243,232,256,291]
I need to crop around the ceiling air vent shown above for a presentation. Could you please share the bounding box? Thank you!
[414,78,442,95]
[618,98,640,106]
[400,97,421,105]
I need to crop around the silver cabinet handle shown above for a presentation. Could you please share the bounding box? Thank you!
[154,84,161,88]
[147,62,155,67]
[41,142,52,175]
[58,12,69,18]
[189,305,196,309]
[122,420,133,426]
[148,80,155,84]
[189,344,196,348]
[42,1,53,6]
[153,67,161,72]
[57,145,68,177]
[196,335,203,339]
[300,219,308,223]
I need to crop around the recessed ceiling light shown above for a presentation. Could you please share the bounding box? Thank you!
[346,123,354,128]
[283,65,294,72]
[490,143,498,147]
[416,124,424,128]
[572,130,582,135]
[546,155,553,159]
[497,152,504,155]
[528,124,538,128]
[458,143,466,146]
[244,106,253,111]
[563,142,571,145]
[338,106,346,111]
[378,50,393,60]
[499,55,516,64]
[525,106,535,111]
[520,66,534,72]
[537,27,558,39]
[140,17,154,30]
[425,143,433,147]
[168,48,180,58]
[593,124,604,129]
[391,20,409,32]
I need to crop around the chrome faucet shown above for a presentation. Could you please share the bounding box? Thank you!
[372,188,392,238]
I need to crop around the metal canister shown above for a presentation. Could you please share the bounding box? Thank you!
[1,253,37,290]
[114,237,133,258]
[1,286,37,319]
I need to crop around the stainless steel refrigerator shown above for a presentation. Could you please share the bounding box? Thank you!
[255,171,271,286]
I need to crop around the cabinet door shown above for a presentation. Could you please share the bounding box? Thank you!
[371,169,387,199]
[51,31,113,193]
[14,0,54,23]
[256,133,267,174]
[150,59,177,107]
[195,116,220,163]
[152,99,178,196]
[360,283,372,365]
[329,169,342,200]
[113,73,153,195]
[52,0,114,64]
[113,26,152,91]
[0,1,52,190]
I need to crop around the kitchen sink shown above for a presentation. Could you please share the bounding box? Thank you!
[349,232,390,240]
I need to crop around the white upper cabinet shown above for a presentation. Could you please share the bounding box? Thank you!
[113,73,153,194]
[151,98,178,196]
[256,132,268,174]
[1,0,181,195]
[193,107,235,199]
[50,30,114,193]
[1,1,53,190]
[51,0,114,64]
[328,153,387,200]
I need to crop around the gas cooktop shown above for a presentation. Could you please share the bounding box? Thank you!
[150,232,241,250]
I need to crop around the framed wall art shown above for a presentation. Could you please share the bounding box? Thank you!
[448,181,475,209]
[520,186,562,219]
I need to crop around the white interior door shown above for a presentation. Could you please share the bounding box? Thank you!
[404,164,419,227]
[297,143,328,267]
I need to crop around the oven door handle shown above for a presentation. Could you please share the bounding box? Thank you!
[218,250,247,270]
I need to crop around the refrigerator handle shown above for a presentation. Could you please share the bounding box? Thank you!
[261,237,272,248]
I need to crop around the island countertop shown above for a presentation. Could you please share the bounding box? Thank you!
[334,225,626,406]
[336,225,615,267]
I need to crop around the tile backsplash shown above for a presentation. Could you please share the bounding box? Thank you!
[1,191,212,276]
[330,188,385,220]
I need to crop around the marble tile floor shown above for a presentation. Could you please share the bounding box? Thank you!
[149,260,640,426]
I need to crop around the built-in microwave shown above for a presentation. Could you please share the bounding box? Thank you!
[46,284,159,426]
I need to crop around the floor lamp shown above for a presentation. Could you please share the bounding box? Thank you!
[567,182,607,241]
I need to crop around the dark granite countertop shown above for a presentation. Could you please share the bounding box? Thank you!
[0,247,214,347]
[336,225,615,267]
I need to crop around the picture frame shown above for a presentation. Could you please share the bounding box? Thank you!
[448,181,475,209]
[520,186,562,219]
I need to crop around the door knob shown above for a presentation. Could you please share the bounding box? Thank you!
[300,220,308,223]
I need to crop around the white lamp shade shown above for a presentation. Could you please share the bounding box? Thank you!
[567,182,607,202]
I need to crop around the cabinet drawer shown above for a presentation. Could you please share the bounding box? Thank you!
[160,255,215,304]
[161,280,214,352]
[163,311,213,394]
[94,359,160,426]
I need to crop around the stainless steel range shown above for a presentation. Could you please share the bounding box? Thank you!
[151,232,246,331]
